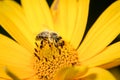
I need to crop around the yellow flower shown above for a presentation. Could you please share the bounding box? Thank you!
[0,0,120,80]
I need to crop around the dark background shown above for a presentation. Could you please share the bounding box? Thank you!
[0,0,120,78]
[0,0,118,40]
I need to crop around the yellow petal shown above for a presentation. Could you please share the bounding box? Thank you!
[5,68,20,80]
[109,67,120,80]
[51,0,89,43]
[0,34,33,79]
[21,0,54,34]
[70,0,90,48]
[82,67,116,80]
[82,42,120,69]
[54,65,88,80]
[66,0,77,41]
[78,1,120,61]
[0,1,35,52]
[51,0,67,40]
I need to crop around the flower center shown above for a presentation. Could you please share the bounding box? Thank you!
[32,31,80,80]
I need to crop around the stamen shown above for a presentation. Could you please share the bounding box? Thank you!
[35,42,38,47]
[34,48,38,52]
[34,53,40,61]
[32,31,80,80]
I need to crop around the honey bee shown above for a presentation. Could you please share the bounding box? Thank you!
[35,31,50,40]
[36,31,62,43]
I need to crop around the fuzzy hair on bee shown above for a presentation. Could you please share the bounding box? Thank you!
[35,31,62,44]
